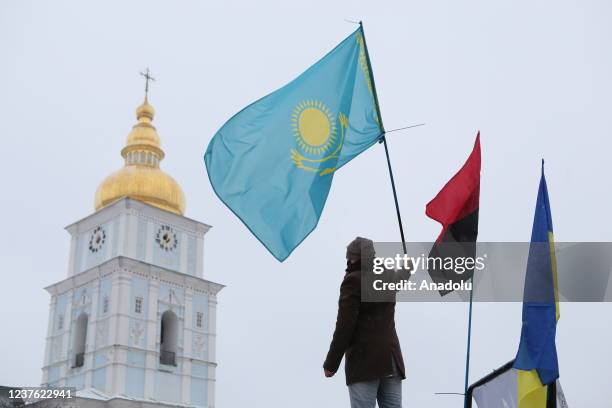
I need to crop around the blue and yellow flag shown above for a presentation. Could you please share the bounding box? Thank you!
[204,27,383,261]
[513,161,560,407]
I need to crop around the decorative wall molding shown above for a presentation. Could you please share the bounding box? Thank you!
[51,337,63,363]
[192,334,206,359]
[129,321,145,348]
[45,258,223,298]
[96,320,109,347]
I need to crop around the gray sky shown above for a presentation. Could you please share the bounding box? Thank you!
[1,1,611,406]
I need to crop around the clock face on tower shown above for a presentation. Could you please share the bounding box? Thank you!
[88,226,106,253]
[156,225,178,252]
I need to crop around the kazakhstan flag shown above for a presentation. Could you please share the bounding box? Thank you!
[513,161,560,407]
[205,27,383,261]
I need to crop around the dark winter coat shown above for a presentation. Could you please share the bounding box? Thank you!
[323,260,408,385]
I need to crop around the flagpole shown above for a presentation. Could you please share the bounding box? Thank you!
[359,21,407,254]
[381,136,408,253]
[464,282,474,408]
[464,134,481,406]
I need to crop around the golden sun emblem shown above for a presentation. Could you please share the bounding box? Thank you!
[290,100,348,176]
[291,100,337,155]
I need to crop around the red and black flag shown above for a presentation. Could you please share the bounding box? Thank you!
[426,133,481,295]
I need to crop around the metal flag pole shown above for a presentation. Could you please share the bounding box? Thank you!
[360,20,475,406]
[464,281,474,408]
[464,136,481,406]
[359,21,408,254]
[382,136,408,254]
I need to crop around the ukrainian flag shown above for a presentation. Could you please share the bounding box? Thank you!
[513,161,560,407]
[204,26,383,261]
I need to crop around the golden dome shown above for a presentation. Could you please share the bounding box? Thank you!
[94,98,186,215]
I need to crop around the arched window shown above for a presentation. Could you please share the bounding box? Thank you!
[73,313,88,368]
[160,310,178,366]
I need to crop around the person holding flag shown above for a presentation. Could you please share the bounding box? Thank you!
[323,237,410,408]
[205,21,414,406]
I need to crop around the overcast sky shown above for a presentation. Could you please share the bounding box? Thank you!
[1,1,611,407]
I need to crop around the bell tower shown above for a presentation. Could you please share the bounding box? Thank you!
[40,81,223,408]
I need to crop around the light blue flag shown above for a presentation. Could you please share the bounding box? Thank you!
[204,26,383,261]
